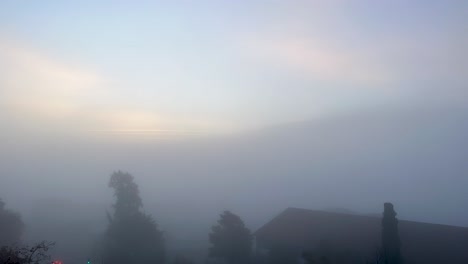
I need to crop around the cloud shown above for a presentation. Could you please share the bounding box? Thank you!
[235,0,467,89]
[0,37,215,139]
[0,37,104,119]
[240,35,392,86]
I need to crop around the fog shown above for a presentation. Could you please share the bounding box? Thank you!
[3,105,468,221]
[1,1,467,264]
[2,104,468,260]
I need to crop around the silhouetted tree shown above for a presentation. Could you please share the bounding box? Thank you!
[0,198,24,247]
[209,211,252,264]
[102,171,164,264]
[0,241,54,264]
[381,203,402,264]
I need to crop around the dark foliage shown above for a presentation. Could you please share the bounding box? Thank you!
[209,211,252,264]
[102,171,165,264]
[0,199,24,247]
[381,203,402,264]
[0,241,54,264]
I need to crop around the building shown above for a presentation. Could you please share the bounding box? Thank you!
[254,207,468,264]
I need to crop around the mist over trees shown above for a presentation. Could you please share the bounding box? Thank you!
[0,199,24,247]
[1,112,467,263]
[101,171,165,264]
[208,211,252,264]
[0,0,466,263]
[1,170,467,263]
[0,199,55,264]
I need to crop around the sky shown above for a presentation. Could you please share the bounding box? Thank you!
[1,0,466,139]
[0,0,467,248]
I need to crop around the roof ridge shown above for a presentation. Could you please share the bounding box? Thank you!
[259,207,468,230]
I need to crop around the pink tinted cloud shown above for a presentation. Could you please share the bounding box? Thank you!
[241,35,392,86]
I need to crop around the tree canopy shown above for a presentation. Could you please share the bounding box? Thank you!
[102,171,165,264]
[381,203,402,264]
[209,210,252,264]
[0,198,24,247]
[0,241,54,264]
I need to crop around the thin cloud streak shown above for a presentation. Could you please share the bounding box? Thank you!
[0,37,229,139]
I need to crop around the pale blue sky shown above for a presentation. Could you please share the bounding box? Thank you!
[1,0,466,136]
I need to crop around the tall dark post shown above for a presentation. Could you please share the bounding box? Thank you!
[381,203,402,264]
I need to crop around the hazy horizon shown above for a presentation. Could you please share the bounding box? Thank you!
[0,2,467,264]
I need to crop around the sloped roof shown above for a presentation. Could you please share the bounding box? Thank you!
[255,207,468,264]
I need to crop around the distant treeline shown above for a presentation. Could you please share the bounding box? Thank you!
[1,171,402,264]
